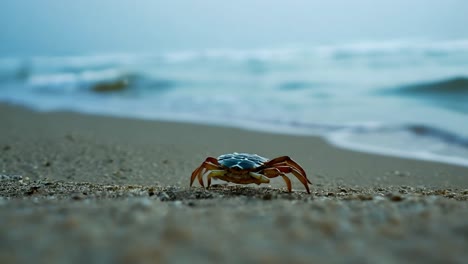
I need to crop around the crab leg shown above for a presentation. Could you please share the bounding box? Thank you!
[264,156,309,183]
[263,166,310,193]
[191,157,219,181]
[196,164,218,188]
[270,161,311,184]
[273,166,311,194]
[279,175,292,192]
[190,157,221,187]
[266,156,312,184]
[206,170,227,187]
[249,172,270,184]
[262,168,293,192]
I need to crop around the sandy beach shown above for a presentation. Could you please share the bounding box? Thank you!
[1,103,467,264]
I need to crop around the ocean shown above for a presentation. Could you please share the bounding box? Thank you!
[1,39,467,167]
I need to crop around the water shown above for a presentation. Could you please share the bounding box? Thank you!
[1,40,468,166]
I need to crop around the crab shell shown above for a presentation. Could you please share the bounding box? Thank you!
[218,153,269,170]
[190,152,312,193]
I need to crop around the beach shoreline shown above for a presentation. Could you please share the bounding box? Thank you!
[1,103,467,188]
[1,103,467,263]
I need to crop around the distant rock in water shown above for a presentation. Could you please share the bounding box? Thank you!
[92,78,129,93]
[90,74,177,94]
[398,77,468,94]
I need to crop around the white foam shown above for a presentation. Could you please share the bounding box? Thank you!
[26,69,124,90]
[157,39,468,63]
[326,130,468,167]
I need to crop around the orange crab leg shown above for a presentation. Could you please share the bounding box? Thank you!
[197,164,219,187]
[190,157,221,187]
[264,156,307,179]
[197,165,215,187]
[266,156,311,184]
[197,169,205,187]
[273,165,311,194]
[280,175,292,192]
[191,157,218,181]
[191,157,218,180]
[262,167,293,192]
[272,162,311,184]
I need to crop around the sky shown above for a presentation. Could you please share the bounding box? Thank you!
[1,0,468,56]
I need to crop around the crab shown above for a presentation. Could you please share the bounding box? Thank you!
[190,152,311,193]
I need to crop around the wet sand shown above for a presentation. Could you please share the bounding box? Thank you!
[1,103,467,263]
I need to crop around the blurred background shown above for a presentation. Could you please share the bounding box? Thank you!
[1,0,468,165]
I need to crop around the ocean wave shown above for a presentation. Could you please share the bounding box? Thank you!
[278,81,323,91]
[0,58,30,82]
[383,76,468,113]
[1,39,468,84]
[160,39,468,63]
[396,77,468,94]
[257,119,468,150]
[21,69,177,95]
[324,123,468,167]
[28,69,122,86]
[405,124,468,148]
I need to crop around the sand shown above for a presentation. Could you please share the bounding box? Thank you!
[1,103,467,264]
